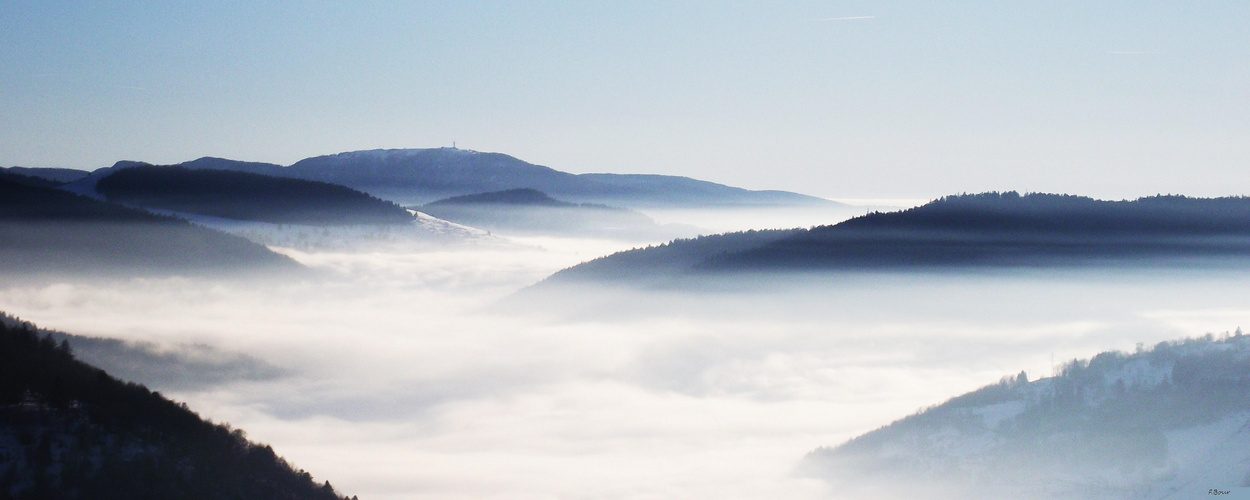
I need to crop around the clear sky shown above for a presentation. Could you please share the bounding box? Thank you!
[2,1,1248,200]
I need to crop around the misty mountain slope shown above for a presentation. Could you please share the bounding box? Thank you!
[286,148,586,204]
[426,188,581,207]
[173,209,495,251]
[178,156,288,176]
[0,169,78,189]
[0,315,353,500]
[536,228,803,287]
[577,173,830,207]
[286,148,834,208]
[58,161,150,200]
[58,158,289,201]
[419,188,686,238]
[2,167,91,184]
[712,193,1250,270]
[0,313,285,393]
[0,178,300,279]
[537,193,1250,288]
[801,332,1250,499]
[94,165,413,226]
[69,148,832,208]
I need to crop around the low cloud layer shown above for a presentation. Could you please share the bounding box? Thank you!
[2,232,1248,499]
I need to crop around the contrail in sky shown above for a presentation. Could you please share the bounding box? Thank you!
[816,16,875,21]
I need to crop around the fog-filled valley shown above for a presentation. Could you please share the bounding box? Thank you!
[5,190,1250,498]
[10,2,1250,496]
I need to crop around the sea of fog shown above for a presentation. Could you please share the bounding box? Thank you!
[2,206,1249,499]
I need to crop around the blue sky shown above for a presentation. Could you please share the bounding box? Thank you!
[2,1,1248,199]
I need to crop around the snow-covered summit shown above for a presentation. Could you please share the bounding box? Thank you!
[318,147,483,162]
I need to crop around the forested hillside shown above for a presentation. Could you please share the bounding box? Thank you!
[0,316,354,500]
[95,166,413,226]
[425,188,580,207]
[420,188,665,237]
[0,178,299,278]
[715,193,1250,270]
[539,228,803,286]
[0,170,69,189]
[1,167,89,185]
[539,193,1250,289]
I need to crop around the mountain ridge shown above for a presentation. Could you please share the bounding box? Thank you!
[0,177,301,279]
[94,165,414,226]
[537,192,1250,289]
[57,148,833,209]
[425,188,579,208]
[417,188,681,238]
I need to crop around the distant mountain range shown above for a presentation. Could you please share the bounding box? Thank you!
[0,177,299,279]
[26,148,834,208]
[1,167,90,184]
[0,313,353,499]
[540,229,803,287]
[419,188,695,239]
[94,165,413,226]
[426,187,588,208]
[802,332,1250,499]
[539,192,1250,287]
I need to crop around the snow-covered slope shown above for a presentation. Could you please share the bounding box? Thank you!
[802,332,1250,499]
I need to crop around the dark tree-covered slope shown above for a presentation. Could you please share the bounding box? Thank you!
[0,170,71,189]
[0,178,299,278]
[713,192,1250,270]
[540,229,803,286]
[1,167,90,184]
[0,316,354,500]
[425,188,578,208]
[95,166,413,226]
[178,157,287,177]
[539,193,1250,288]
[826,192,1250,235]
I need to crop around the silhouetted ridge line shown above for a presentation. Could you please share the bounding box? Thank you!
[95,165,413,225]
[832,192,1250,235]
[0,169,73,189]
[67,148,833,208]
[710,192,1250,270]
[426,188,577,207]
[539,228,803,285]
[419,188,673,237]
[1,167,90,184]
[0,178,299,278]
[538,193,1250,288]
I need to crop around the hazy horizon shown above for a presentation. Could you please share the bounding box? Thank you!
[5,2,1250,201]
